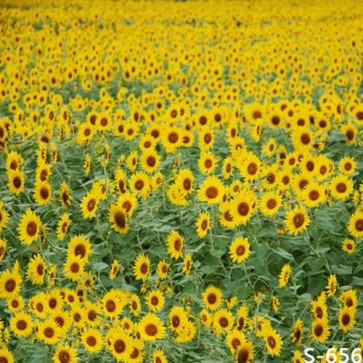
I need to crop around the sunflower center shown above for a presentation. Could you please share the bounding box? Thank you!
[49,298,57,309]
[87,336,97,347]
[336,182,347,193]
[100,117,108,126]
[11,299,19,308]
[13,176,22,188]
[36,302,44,312]
[301,133,310,145]
[294,329,301,340]
[238,202,249,216]
[73,313,81,322]
[87,199,96,212]
[309,190,319,201]
[267,335,276,348]
[320,165,327,175]
[58,350,71,363]
[231,338,241,349]
[342,313,350,326]
[135,180,144,190]
[315,306,323,318]
[204,133,212,144]
[344,163,352,171]
[224,210,234,221]
[37,263,44,276]
[55,316,65,327]
[106,300,116,312]
[75,244,86,258]
[237,348,250,363]
[355,219,363,232]
[140,263,148,274]
[130,347,140,359]
[62,192,69,204]
[44,327,55,338]
[147,156,156,167]
[27,221,38,236]
[145,323,158,336]
[267,199,277,209]
[293,213,305,228]
[267,173,275,184]
[201,219,208,230]
[172,315,180,328]
[174,239,182,251]
[237,317,245,330]
[346,298,353,307]
[247,162,257,175]
[205,159,212,168]
[236,245,246,256]
[5,278,16,292]
[168,132,179,143]
[207,293,217,304]
[40,170,48,181]
[40,187,49,200]
[88,310,97,321]
[199,116,207,125]
[114,211,126,228]
[299,179,308,190]
[219,317,228,327]
[314,324,323,337]
[70,262,80,273]
[356,111,363,120]
[206,186,218,199]
[16,319,27,330]
[306,161,314,171]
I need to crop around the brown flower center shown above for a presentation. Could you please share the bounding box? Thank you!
[293,213,305,228]
[145,323,158,336]
[27,221,38,237]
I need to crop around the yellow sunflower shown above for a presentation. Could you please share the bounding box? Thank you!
[26,253,46,285]
[311,318,330,342]
[146,290,165,312]
[7,169,25,195]
[235,339,254,363]
[138,313,166,341]
[81,328,104,353]
[195,211,211,238]
[133,254,150,281]
[202,286,223,311]
[129,171,150,198]
[229,236,251,264]
[152,349,168,363]
[59,182,72,207]
[278,263,291,288]
[284,206,310,235]
[0,239,7,261]
[0,261,22,299]
[0,201,9,232]
[53,344,78,363]
[348,209,363,238]
[109,259,120,281]
[264,327,283,356]
[339,306,356,332]
[67,235,92,262]
[326,274,338,297]
[330,174,353,200]
[10,311,33,337]
[63,255,85,282]
[166,230,184,259]
[259,191,282,217]
[107,328,133,361]
[197,176,225,204]
[213,309,234,335]
[56,213,70,241]
[80,191,99,219]
[109,202,128,234]
[140,149,161,174]
[290,319,304,346]
[0,348,14,363]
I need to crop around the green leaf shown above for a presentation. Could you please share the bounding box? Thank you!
[273,247,294,261]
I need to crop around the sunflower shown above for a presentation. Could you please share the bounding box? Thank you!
[133,254,150,281]
[10,311,33,337]
[311,318,330,342]
[7,169,25,195]
[166,230,184,259]
[326,274,338,297]
[140,149,161,174]
[53,344,78,363]
[195,211,211,238]
[37,319,61,345]
[29,292,47,318]
[84,301,101,326]
[218,202,237,229]
[129,171,150,198]
[291,319,304,346]
[0,202,9,232]
[291,127,314,150]
[235,339,254,363]
[126,151,138,172]
[0,261,22,299]
[200,308,213,328]
[259,191,282,217]
[118,191,137,215]
[182,253,193,276]
[330,174,353,200]
[226,328,245,353]
[198,151,218,174]
[311,293,328,320]
[348,209,363,238]
[80,191,99,219]
[197,176,225,204]
[82,328,104,353]
[138,313,166,341]
[175,168,194,195]
[109,202,128,234]
[63,255,85,282]
[35,160,51,182]
[0,239,7,261]
[146,290,165,312]
[67,235,92,262]
[339,289,358,308]
[0,348,14,363]
[278,263,291,288]
[45,290,64,313]
[175,320,196,343]
[6,150,24,171]
[109,259,120,280]
[222,156,234,179]
[107,328,133,361]
[339,156,356,175]
[129,293,142,317]
[230,191,257,226]
[238,152,261,182]
[229,236,251,264]
[7,295,24,313]
[284,206,310,235]
[152,350,168,363]
[26,254,46,285]
[339,306,356,332]
[161,126,182,153]
[264,327,283,356]
[128,339,145,363]
[70,306,85,327]
[300,181,327,208]
[202,286,223,311]
[57,213,70,241]
[213,309,234,335]
[59,182,72,207]
[292,350,304,363]
[199,127,214,149]
[169,306,188,332]
[157,260,169,280]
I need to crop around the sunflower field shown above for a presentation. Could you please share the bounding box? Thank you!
[1,0,363,362]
